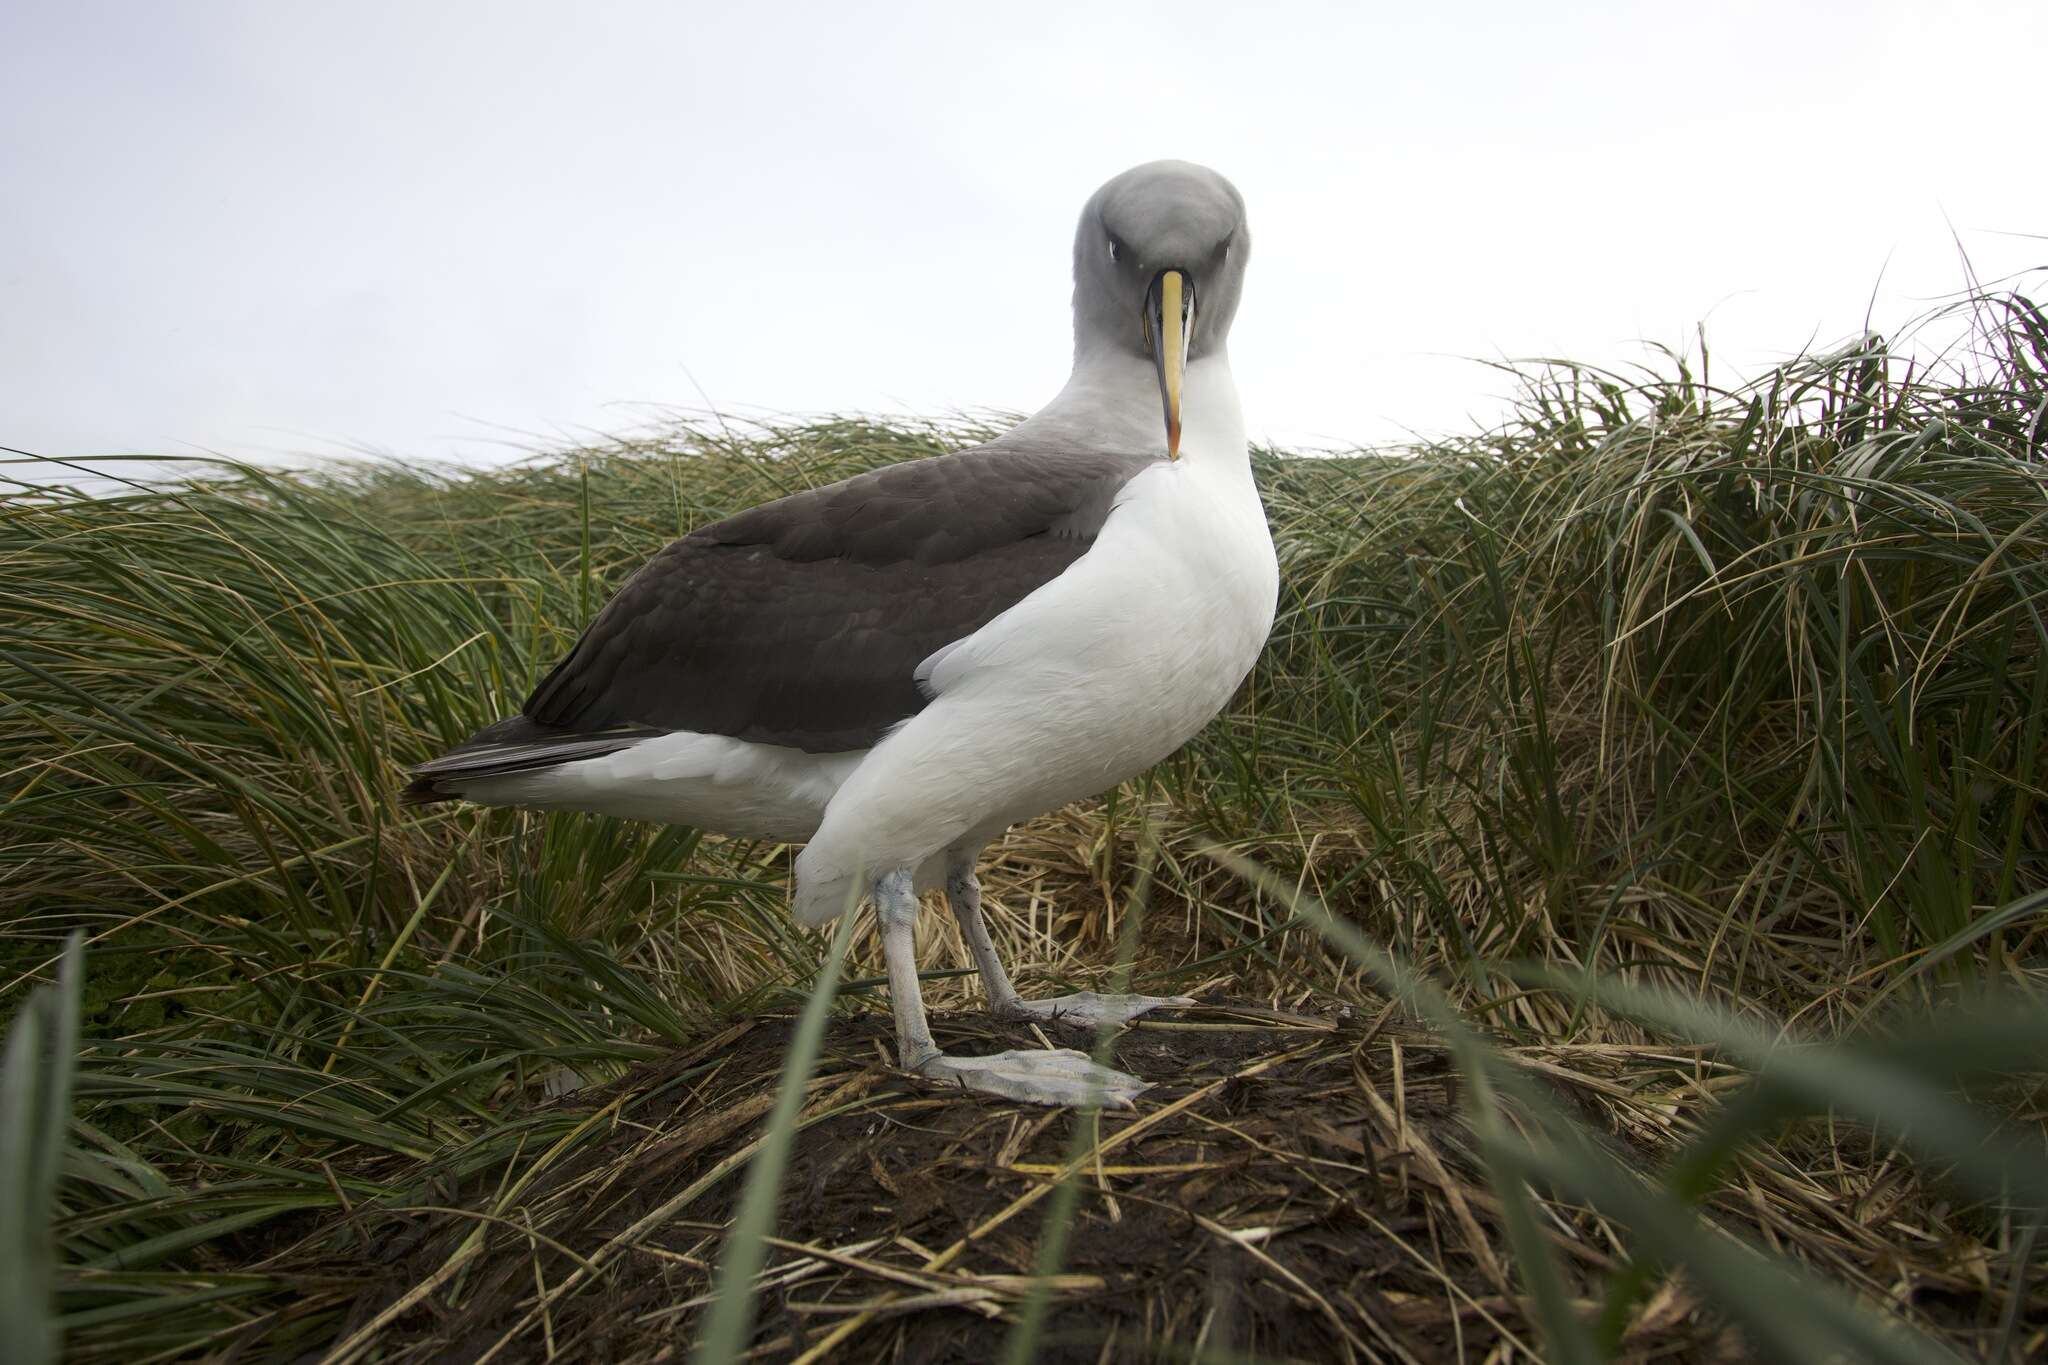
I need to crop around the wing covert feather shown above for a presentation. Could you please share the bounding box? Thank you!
[521,444,1157,752]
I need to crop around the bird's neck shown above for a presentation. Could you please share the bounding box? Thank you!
[1017,347,1247,468]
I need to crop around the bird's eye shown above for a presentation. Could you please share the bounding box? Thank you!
[1107,238,1121,263]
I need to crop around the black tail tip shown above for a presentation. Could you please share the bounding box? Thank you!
[400,776,452,807]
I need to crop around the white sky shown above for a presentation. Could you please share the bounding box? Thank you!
[2,0,2041,468]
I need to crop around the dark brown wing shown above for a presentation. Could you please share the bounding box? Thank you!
[518,443,1159,753]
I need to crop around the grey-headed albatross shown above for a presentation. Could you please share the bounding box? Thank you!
[406,160,1277,1107]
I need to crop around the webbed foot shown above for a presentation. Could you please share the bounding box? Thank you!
[916,1048,1147,1108]
[995,991,1194,1032]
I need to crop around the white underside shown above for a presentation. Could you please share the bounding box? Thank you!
[450,352,1279,923]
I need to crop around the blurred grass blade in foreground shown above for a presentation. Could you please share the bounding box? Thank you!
[0,933,82,1365]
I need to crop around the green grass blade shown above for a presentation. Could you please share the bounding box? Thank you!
[0,933,84,1365]
[688,905,859,1365]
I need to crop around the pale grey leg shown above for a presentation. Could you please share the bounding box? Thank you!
[944,858,1026,1015]
[944,852,1194,1033]
[875,867,939,1069]
[875,867,1147,1109]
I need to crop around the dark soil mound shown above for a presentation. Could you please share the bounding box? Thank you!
[306,1001,1727,1362]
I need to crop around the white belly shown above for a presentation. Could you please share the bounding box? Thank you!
[791,452,1277,922]
[927,458,1274,816]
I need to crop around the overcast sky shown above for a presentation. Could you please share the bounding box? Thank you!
[3,1,2041,470]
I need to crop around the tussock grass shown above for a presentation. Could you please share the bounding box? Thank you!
[2,287,2045,1360]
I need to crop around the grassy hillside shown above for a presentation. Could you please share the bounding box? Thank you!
[3,290,2046,1361]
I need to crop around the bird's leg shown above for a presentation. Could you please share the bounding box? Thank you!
[875,868,940,1070]
[875,867,1147,1109]
[943,860,1027,1016]
[944,856,1194,1033]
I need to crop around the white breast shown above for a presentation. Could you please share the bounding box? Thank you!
[792,355,1277,922]
[920,456,1275,795]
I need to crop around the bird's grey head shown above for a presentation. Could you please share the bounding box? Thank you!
[1071,160,1249,456]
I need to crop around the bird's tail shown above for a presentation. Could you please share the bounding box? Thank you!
[403,716,658,805]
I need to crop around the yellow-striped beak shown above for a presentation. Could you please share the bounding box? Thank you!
[1145,269,1192,460]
